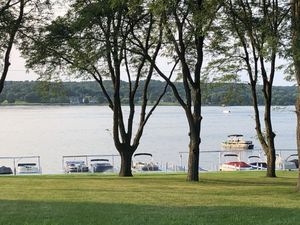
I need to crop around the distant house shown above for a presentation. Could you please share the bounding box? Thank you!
[69,97,80,104]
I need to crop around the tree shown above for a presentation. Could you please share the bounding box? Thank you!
[133,0,220,181]
[0,0,51,94]
[22,0,172,176]
[292,0,300,191]
[208,0,290,177]
[0,0,24,93]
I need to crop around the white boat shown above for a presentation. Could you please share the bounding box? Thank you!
[286,154,299,168]
[16,163,40,174]
[64,160,89,173]
[248,155,267,170]
[222,134,254,150]
[90,159,113,173]
[223,110,231,114]
[276,154,298,170]
[220,154,253,171]
[132,153,160,172]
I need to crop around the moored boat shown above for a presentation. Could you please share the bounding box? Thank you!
[16,163,40,174]
[220,154,253,171]
[90,159,113,173]
[248,155,267,170]
[0,166,13,174]
[132,153,160,171]
[222,134,254,150]
[276,154,298,170]
[64,160,89,173]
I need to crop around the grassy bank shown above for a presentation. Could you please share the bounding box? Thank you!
[0,171,299,225]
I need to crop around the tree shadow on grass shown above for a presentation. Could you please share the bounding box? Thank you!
[0,200,299,225]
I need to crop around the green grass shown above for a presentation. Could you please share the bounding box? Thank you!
[0,171,299,225]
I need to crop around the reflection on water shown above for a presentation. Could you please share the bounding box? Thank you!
[0,105,296,174]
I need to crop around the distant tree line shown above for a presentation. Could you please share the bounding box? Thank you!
[0,80,296,106]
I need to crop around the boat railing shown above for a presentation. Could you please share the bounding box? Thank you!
[62,154,119,173]
[0,155,41,175]
[179,149,298,172]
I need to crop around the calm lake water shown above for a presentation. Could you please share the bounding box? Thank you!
[0,105,297,174]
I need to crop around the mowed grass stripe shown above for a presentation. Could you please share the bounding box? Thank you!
[0,171,299,225]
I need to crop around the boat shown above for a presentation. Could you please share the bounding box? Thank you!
[220,154,253,171]
[223,110,231,114]
[286,154,299,168]
[0,166,13,174]
[276,154,298,170]
[16,163,40,174]
[90,159,113,173]
[132,153,160,171]
[248,155,267,170]
[64,160,89,173]
[222,134,254,150]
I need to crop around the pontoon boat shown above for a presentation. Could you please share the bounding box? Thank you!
[90,159,113,173]
[220,154,253,171]
[16,163,40,174]
[222,134,254,150]
[0,166,13,174]
[248,155,267,170]
[64,160,89,173]
[132,153,160,171]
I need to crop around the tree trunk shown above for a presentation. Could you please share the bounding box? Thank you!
[186,89,201,182]
[266,147,276,177]
[292,0,300,191]
[118,149,133,177]
[296,95,300,191]
[0,0,24,94]
[264,101,277,177]
[187,139,200,181]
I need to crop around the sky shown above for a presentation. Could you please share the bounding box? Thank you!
[5,1,296,87]
[7,47,296,86]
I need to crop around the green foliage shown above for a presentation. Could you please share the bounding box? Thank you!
[0,80,296,106]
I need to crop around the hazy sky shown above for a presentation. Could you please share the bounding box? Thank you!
[6,1,295,86]
[7,47,295,86]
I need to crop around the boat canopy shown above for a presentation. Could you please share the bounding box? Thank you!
[228,134,244,137]
[134,153,153,157]
[18,163,37,166]
[66,160,85,164]
[223,154,239,157]
[248,155,260,159]
[91,159,109,162]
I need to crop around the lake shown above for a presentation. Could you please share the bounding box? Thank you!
[0,105,297,174]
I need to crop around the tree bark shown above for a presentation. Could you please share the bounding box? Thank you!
[186,88,202,181]
[250,82,276,177]
[264,98,277,177]
[118,147,134,177]
[296,95,300,190]
[187,137,200,181]
[266,147,276,177]
[292,0,300,191]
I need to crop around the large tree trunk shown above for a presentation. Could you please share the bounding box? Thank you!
[118,147,134,177]
[264,102,277,177]
[296,95,300,191]
[186,89,202,181]
[249,83,276,177]
[266,147,276,177]
[187,137,200,181]
[292,0,300,191]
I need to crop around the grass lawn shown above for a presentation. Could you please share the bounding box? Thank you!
[0,171,299,225]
